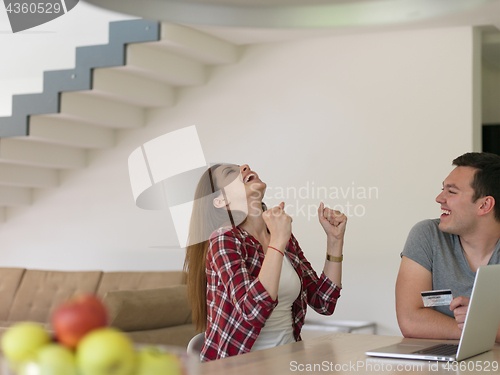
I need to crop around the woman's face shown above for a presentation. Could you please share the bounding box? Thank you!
[212,164,266,210]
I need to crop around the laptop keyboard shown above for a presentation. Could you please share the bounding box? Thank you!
[413,344,458,356]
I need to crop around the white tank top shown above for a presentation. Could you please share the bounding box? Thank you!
[251,255,301,352]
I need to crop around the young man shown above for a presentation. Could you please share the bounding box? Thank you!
[396,152,500,343]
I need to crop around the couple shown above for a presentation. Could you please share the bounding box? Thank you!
[183,152,500,362]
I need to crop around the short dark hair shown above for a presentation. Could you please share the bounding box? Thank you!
[452,152,500,222]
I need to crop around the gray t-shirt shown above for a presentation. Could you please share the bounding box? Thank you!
[401,219,500,317]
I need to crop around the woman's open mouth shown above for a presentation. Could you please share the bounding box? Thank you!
[244,173,256,184]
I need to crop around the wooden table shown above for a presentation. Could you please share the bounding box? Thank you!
[196,332,500,374]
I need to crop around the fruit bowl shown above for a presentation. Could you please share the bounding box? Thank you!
[1,296,198,375]
[1,344,197,375]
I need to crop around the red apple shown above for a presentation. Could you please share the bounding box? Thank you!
[51,294,108,349]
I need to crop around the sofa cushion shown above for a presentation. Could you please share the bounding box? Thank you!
[7,270,103,323]
[103,285,192,331]
[0,268,26,320]
[96,271,186,298]
[124,324,197,348]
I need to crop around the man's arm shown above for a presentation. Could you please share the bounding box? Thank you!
[395,256,462,339]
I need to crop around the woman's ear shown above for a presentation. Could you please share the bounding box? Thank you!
[213,195,227,208]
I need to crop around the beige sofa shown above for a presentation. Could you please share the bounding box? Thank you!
[0,268,197,348]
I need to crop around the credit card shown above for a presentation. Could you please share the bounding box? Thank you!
[421,289,453,307]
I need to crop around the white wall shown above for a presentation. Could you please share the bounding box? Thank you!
[0,22,478,336]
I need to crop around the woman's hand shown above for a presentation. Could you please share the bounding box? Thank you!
[318,202,347,242]
[262,202,292,248]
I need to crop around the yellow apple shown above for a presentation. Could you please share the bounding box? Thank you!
[37,343,78,375]
[136,346,183,375]
[1,322,51,365]
[76,327,136,375]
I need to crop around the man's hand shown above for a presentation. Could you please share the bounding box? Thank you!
[450,296,470,330]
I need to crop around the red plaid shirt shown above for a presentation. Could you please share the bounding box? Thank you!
[200,226,341,362]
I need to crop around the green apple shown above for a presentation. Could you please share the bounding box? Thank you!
[36,343,77,375]
[76,327,136,375]
[17,361,42,375]
[1,322,51,365]
[136,346,183,375]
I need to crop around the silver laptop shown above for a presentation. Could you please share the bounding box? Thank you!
[366,264,500,361]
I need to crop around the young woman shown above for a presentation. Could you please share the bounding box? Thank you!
[183,164,346,361]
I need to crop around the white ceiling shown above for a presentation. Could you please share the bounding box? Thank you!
[174,0,380,5]
[83,0,500,44]
[187,3,500,47]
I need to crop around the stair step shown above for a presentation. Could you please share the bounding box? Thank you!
[124,44,206,86]
[0,139,86,169]
[43,67,92,95]
[11,92,59,116]
[109,19,160,45]
[28,116,115,149]
[90,68,175,107]
[75,44,125,71]
[0,20,160,138]
[0,186,31,206]
[59,92,145,128]
[0,113,29,138]
[0,164,58,188]
[71,20,160,74]
[151,23,238,65]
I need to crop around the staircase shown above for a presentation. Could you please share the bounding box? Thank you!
[0,19,238,222]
